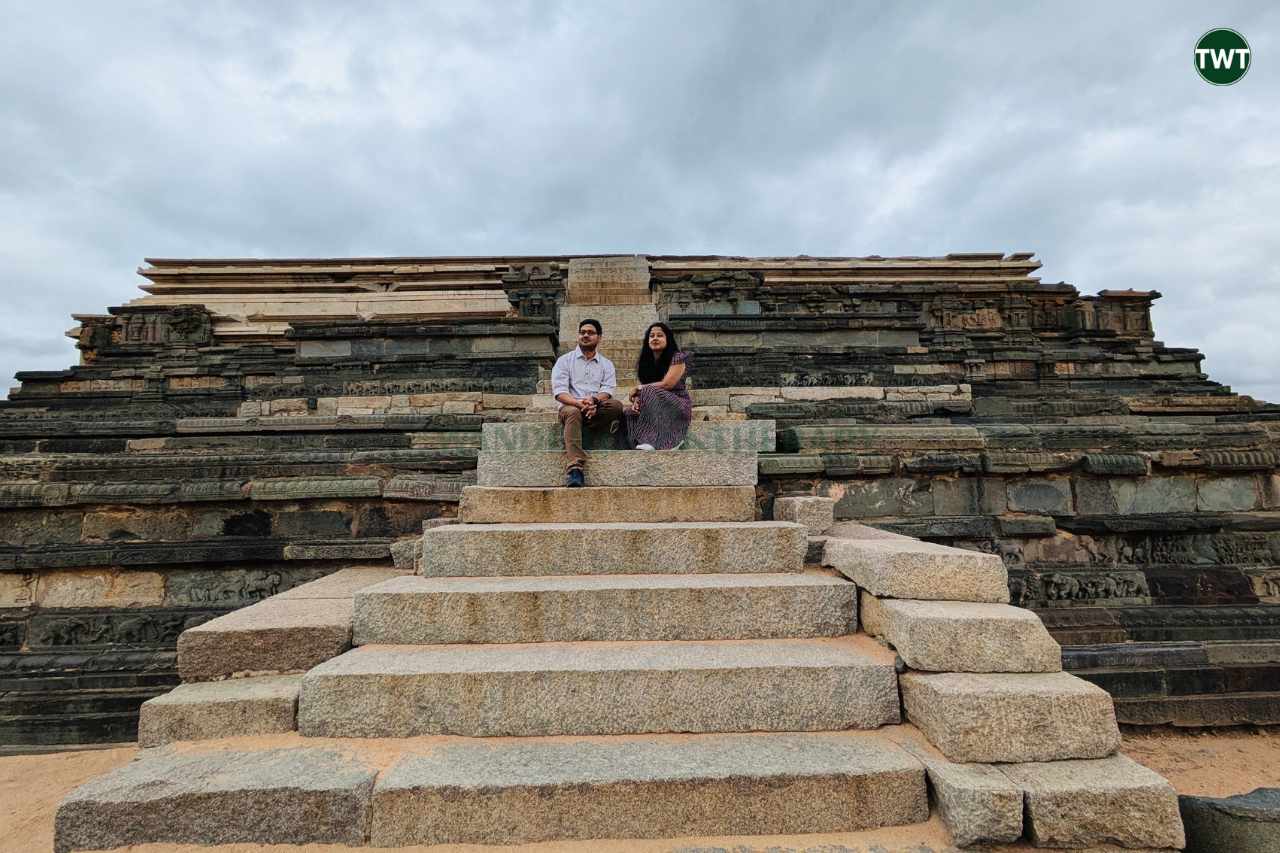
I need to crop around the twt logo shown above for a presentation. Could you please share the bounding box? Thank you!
[1195,28,1251,85]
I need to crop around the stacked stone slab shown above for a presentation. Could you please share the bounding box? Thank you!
[7,251,1277,749]
[557,256,657,383]
[58,421,1188,850]
[825,521,1183,848]
[56,421,940,849]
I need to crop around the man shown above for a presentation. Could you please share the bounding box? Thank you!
[551,318,624,487]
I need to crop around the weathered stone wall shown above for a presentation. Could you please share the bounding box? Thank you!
[3,252,1278,742]
[1,306,557,744]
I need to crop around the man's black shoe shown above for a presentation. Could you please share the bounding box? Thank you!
[566,468,585,488]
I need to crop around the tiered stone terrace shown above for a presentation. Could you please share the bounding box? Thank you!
[3,252,1278,749]
[55,422,1185,851]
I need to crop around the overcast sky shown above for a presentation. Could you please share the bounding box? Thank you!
[1,1,1276,400]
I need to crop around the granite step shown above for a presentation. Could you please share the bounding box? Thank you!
[480,420,776,452]
[459,484,756,523]
[476,450,757,487]
[54,740,378,852]
[888,727,1185,849]
[900,670,1121,763]
[353,572,856,644]
[176,567,407,681]
[137,674,302,747]
[1002,754,1185,849]
[297,636,899,738]
[859,593,1061,673]
[55,731,929,851]
[823,535,1009,603]
[369,731,927,846]
[419,521,807,577]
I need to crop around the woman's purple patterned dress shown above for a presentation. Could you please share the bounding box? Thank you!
[626,351,693,450]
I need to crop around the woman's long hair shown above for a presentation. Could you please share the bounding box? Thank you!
[636,322,679,383]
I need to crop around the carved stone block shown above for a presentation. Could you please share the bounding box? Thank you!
[166,568,288,607]
[758,454,824,476]
[832,478,934,519]
[819,454,895,476]
[1197,476,1261,512]
[36,570,166,609]
[1082,453,1149,476]
[250,477,382,501]
[1007,479,1073,515]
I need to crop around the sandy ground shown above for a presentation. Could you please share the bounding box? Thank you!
[1118,726,1280,797]
[3,728,1278,853]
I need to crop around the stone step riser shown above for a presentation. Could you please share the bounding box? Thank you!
[372,735,928,846]
[353,574,856,644]
[52,732,933,851]
[459,485,756,523]
[137,675,302,747]
[418,522,807,577]
[54,746,376,852]
[860,592,1061,673]
[901,671,1121,764]
[298,639,899,738]
[300,667,896,738]
[477,450,757,488]
[480,420,776,452]
[824,537,1009,603]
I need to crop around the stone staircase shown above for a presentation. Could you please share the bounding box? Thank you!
[54,420,1187,851]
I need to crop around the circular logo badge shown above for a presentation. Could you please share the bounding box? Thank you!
[1195,29,1251,85]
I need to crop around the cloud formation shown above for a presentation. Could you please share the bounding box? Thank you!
[1,1,1277,398]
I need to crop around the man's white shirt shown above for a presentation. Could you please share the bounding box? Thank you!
[550,347,617,401]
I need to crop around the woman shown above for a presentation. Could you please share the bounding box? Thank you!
[625,322,692,450]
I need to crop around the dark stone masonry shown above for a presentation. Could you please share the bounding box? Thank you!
[2,253,1278,745]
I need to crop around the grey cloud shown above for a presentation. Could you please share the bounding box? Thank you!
[1,0,1277,400]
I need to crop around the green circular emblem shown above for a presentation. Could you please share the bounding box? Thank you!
[1195,28,1251,85]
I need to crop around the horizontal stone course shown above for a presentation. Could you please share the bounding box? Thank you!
[137,674,301,746]
[477,450,757,487]
[298,636,900,737]
[779,424,985,453]
[274,566,409,599]
[481,420,776,452]
[370,732,928,846]
[459,485,755,523]
[353,573,855,644]
[900,671,1121,763]
[421,521,806,577]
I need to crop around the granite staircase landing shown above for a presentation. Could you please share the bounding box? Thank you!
[55,421,1186,851]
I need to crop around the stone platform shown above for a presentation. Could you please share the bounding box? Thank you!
[53,417,1187,850]
[4,251,1276,753]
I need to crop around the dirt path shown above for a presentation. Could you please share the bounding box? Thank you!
[1120,726,1280,797]
[0,745,136,853]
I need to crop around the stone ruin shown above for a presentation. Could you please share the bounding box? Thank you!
[3,252,1277,748]
[1,252,1277,846]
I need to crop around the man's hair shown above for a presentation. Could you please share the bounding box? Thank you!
[578,318,603,335]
